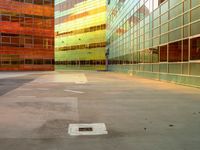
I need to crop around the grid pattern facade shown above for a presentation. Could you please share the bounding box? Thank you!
[107,0,200,86]
[55,0,106,67]
[0,0,54,71]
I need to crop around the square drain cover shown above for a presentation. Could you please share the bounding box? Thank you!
[68,123,108,136]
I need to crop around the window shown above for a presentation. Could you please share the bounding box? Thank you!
[11,37,20,46]
[152,47,159,63]
[25,59,33,64]
[44,0,52,6]
[168,41,182,62]
[24,17,33,27]
[190,37,200,60]
[44,59,52,65]
[1,15,10,22]
[160,45,167,62]
[34,0,43,5]
[191,21,200,36]
[11,16,19,23]
[183,39,189,61]
[34,59,43,65]
[25,0,33,3]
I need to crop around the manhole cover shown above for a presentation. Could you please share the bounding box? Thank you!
[68,123,108,136]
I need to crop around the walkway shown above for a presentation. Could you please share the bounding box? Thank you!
[0,71,200,150]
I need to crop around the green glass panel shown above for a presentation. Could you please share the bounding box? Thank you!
[191,0,200,8]
[169,29,182,42]
[170,4,183,19]
[190,63,200,75]
[191,21,200,36]
[191,6,200,22]
[169,16,183,30]
[168,64,182,74]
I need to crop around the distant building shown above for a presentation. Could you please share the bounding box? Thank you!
[0,0,54,71]
[55,0,106,70]
[107,0,200,87]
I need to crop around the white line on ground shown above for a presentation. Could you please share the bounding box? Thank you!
[64,90,84,94]
[37,88,49,91]
[18,96,36,98]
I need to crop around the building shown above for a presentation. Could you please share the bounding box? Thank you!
[0,0,54,71]
[55,0,106,70]
[107,0,200,87]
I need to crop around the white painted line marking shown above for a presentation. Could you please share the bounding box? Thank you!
[18,96,36,98]
[37,88,49,91]
[68,123,108,136]
[64,90,84,94]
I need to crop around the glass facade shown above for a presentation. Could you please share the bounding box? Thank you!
[107,0,200,86]
[0,0,54,71]
[55,0,106,69]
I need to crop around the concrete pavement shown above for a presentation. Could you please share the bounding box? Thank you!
[0,71,200,150]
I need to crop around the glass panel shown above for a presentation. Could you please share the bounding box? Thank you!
[183,12,190,25]
[184,0,190,12]
[170,0,182,8]
[153,27,160,37]
[153,64,159,72]
[169,28,182,42]
[191,0,200,8]
[160,1,168,14]
[144,49,152,63]
[153,8,160,19]
[152,46,159,63]
[161,12,168,23]
[169,16,183,30]
[160,33,168,44]
[168,41,182,62]
[183,39,189,61]
[183,26,189,38]
[143,64,152,71]
[190,63,200,75]
[191,21,200,36]
[160,63,167,72]
[168,64,182,74]
[191,6,200,22]
[160,45,167,62]
[153,17,160,28]
[190,37,200,60]
[153,37,159,46]
[182,63,189,75]
[170,4,183,19]
[161,23,168,34]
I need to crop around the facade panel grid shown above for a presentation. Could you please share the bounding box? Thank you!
[0,0,54,71]
[55,0,106,68]
[107,0,200,86]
